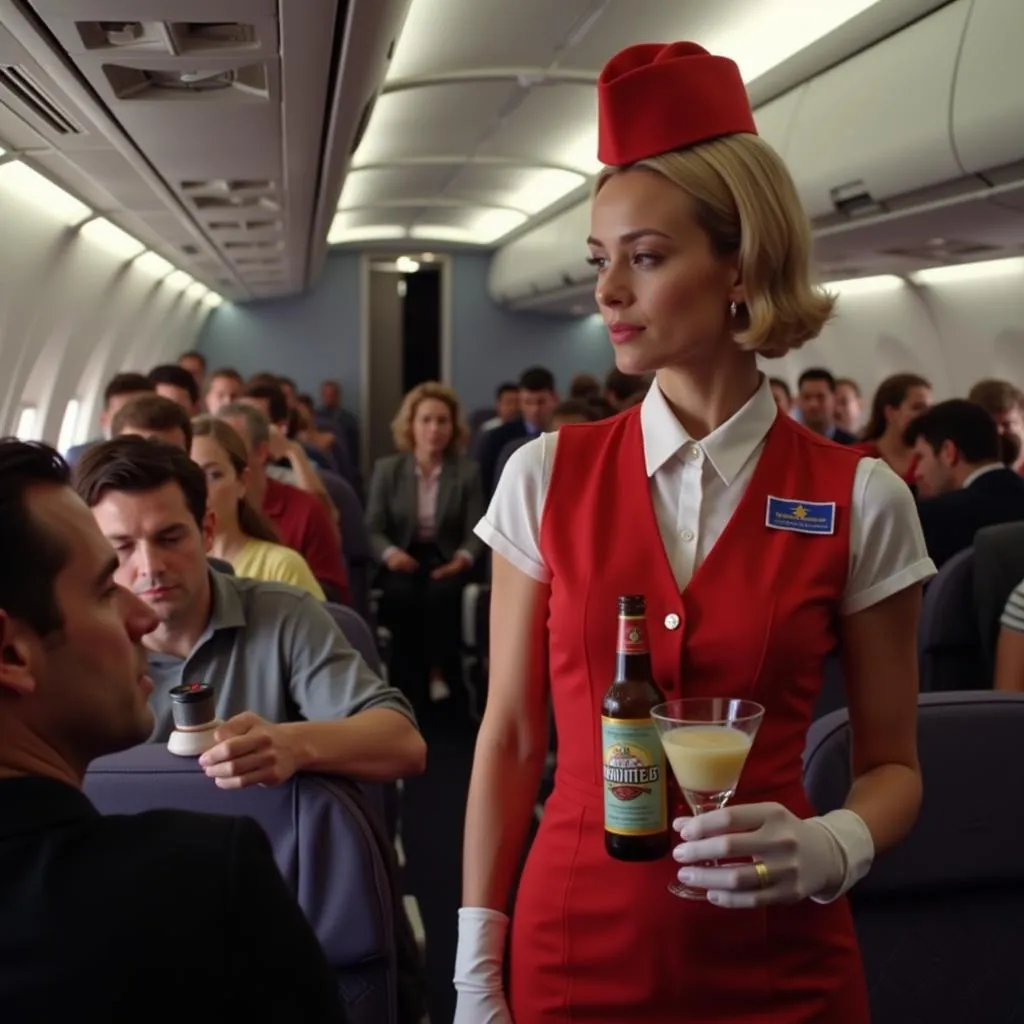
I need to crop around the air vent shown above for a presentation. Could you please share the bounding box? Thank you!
[222,239,283,252]
[78,21,258,55]
[829,181,886,219]
[208,217,281,231]
[182,179,275,195]
[102,62,268,101]
[881,241,1003,260]
[0,65,82,135]
[180,244,200,255]
[192,195,281,213]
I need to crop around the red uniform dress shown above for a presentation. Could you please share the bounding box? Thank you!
[508,407,870,1023]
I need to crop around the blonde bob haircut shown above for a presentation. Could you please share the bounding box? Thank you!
[595,133,835,358]
[390,381,468,454]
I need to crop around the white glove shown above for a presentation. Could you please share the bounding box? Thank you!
[671,803,875,908]
[453,907,514,1024]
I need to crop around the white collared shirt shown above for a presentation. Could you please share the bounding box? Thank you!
[962,463,1004,489]
[476,377,935,616]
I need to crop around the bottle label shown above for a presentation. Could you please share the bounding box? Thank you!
[601,716,667,836]
[616,615,649,655]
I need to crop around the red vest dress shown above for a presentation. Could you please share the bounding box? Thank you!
[509,406,870,1023]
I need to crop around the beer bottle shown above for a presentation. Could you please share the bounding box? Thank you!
[602,595,670,861]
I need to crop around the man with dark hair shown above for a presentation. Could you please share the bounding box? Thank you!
[834,377,863,436]
[205,367,244,415]
[110,394,193,450]
[64,372,155,467]
[603,367,650,411]
[768,377,792,415]
[148,364,200,413]
[73,436,424,785]
[317,378,361,477]
[177,350,206,392]
[968,378,1024,474]
[905,399,1024,567]
[796,368,857,444]
[478,366,558,495]
[0,438,346,1021]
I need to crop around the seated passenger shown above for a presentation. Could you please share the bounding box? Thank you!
[148,364,200,415]
[73,437,425,787]
[856,373,932,486]
[64,372,154,466]
[110,393,192,450]
[367,382,484,709]
[204,367,244,415]
[216,403,350,605]
[0,439,345,1021]
[190,416,324,599]
[907,399,1024,568]
[994,574,1024,691]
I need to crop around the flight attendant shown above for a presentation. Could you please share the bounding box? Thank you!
[454,42,935,1023]
[856,372,933,487]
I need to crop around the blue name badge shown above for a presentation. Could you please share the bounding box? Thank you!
[765,496,836,536]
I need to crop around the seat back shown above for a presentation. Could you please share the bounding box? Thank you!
[973,521,1024,676]
[804,692,1024,1022]
[323,602,396,841]
[917,546,983,691]
[208,557,235,575]
[322,471,374,621]
[84,743,399,1024]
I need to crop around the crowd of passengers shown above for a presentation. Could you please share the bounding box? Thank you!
[58,352,1024,715]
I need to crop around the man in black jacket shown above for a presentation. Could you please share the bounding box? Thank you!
[0,439,346,1023]
[478,366,558,495]
[906,400,1024,568]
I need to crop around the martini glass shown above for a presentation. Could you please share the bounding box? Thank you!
[651,698,765,900]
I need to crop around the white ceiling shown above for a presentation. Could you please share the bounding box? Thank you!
[0,0,409,301]
[328,0,948,249]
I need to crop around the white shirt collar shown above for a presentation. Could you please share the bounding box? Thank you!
[962,463,1003,489]
[640,375,778,485]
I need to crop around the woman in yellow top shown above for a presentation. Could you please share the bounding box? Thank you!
[190,416,325,600]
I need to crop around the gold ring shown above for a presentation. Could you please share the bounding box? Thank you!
[753,861,770,888]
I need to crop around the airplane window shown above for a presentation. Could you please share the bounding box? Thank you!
[15,406,37,440]
[57,399,81,453]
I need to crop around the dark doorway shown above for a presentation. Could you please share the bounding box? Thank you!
[401,266,441,392]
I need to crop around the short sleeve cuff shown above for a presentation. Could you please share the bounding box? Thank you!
[841,557,937,616]
[474,518,550,583]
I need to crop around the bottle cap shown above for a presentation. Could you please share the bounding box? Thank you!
[169,681,216,729]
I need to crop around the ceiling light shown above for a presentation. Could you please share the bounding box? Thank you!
[80,217,146,261]
[395,256,420,273]
[202,292,224,309]
[410,209,529,248]
[165,270,194,291]
[910,257,1024,286]
[327,217,407,244]
[57,398,81,454]
[185,282,209,302]
[824,274,905,296]
[134,252,175,279]
[408,225,476,244]
[0,161,90,225]
[711,0,886,82]
[501,168,587,216]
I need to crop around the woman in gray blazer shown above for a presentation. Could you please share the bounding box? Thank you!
[366,382,484,711]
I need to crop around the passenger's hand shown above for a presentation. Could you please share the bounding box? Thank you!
[384,549,419,573]
[432,552,472,580]
[200,712,299,790]
[453,907,513,1024]
[671,802,846,907]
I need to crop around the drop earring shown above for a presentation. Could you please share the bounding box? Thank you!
[729,301,738,318]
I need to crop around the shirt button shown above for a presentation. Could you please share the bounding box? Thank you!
[664,613,680,630]
[680,529,695,543]
[688,447,701,462]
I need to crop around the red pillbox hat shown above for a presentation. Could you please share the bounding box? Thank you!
[597,42,758,167]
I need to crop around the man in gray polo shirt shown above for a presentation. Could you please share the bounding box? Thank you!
[74,436,425,789]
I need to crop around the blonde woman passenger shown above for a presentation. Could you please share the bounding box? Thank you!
[190,416,325,600]
[454,42,935,1023]
[366,382,484,712]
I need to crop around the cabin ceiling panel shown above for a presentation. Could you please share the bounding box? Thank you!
[341,165,458,208]
[353,83,522,164]
[0,100,49,148]
[473,83,600,173]
[386,0,601,80]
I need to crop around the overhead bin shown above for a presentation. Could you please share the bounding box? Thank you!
[951,0,1024,176]
[786,0,970,221]
[751,85,808,162]
[488,200,593,304]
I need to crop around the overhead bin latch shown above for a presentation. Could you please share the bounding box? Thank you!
[829,181,887,219]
